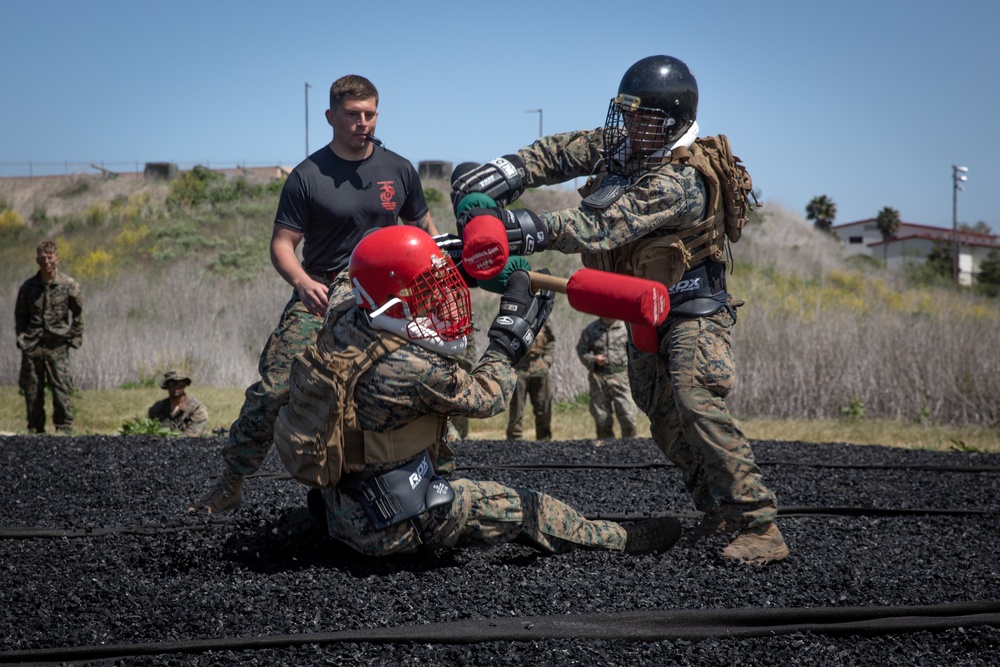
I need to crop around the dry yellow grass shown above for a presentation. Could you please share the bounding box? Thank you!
[4,386,994,453]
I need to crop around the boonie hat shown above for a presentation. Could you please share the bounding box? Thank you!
[160,369,192,389]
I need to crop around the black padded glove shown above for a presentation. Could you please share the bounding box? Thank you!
[433,233,477,288]
[487,270,554,365]
[450,154,527,211]
[456,206,549,256]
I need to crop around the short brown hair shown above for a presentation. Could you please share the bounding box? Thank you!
[36,240,57,255]
[329,75,379,110]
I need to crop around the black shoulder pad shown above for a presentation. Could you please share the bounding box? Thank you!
[582,174,631,210]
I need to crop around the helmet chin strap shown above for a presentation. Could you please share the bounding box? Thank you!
[367,303,467,357]
[369,297,403,319]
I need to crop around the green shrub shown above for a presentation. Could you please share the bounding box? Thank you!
[903,262,956,289]
[57,178,91,197]
[267,178,285,196]
[841,396,866,421]
[424,187,444,205]
[118,369,160,389]
[209,177,266,204]
[84,202,109,228]
[846,254,883,272]
[166,165,224,209]
[62,214,85,234]
[211,236,271,282]
[119,417,180,436]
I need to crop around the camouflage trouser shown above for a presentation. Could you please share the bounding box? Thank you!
[323,477,628,556]
[224,278,354,474]
[506,373,552,440]
[587,371,638,439]
[627,308,777,530]
[19,343,75,433]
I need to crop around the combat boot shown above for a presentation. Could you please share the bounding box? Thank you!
[624,517,683,555]
[721,521,789,565]
[188,465,244,514]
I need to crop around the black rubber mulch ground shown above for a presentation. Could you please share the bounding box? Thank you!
[1,434,999,666]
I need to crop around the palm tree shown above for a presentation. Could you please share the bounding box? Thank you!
[875,206,901,264]
[806,195,836,233]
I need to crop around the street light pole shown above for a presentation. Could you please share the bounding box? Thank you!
[305,82,312,158]
[952,165,968,284]
[526,109,542,138]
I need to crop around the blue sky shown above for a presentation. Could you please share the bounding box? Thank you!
[2,0,998,232]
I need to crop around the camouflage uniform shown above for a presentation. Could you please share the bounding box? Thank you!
[514,129,778,531]
[506,322,555,440]
[224,274,358,473]
[15,269,84,433]
[217,138,430,484]
[320,308,628,555]
[576,318,638,439]
[148,396,209,436]
[446,326,478,441]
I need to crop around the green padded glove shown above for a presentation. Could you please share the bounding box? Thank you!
[455,192,497,216]
[478,255,532,294]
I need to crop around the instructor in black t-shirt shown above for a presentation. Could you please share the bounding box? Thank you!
[190,74,439,514]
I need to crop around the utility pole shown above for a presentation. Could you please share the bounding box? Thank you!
[305,82,312,158]
[526,109,543,138]
[952,165,968,284]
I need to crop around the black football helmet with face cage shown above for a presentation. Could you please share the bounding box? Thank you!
[602,55,699,177]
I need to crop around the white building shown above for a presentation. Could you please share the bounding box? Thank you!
[832,219,1000,286]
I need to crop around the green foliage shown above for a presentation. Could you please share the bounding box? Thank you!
[556,394,591,411]
[925,240,956,280]
[805,195,836,234]
[118,373,159,389]
[840,396,866,421]
[84,202,109,228]
[975,249,1000,298]
[166,168,283,212]
[62,215,85,234]
[949,439,980,453]
[902,240,955,289]
[210,235,272,282]
[31,205,50,224]
[845,254,883,272]
[266,178,285,196]
[150,220,227,262]
[208,177,265,204]
[959,221,993,235]
[875,206,901,263]
[916,393,933,426]
[119,416,180,437]
[424,187,444,205]
[166,165,225,209]
[57,178,90,197]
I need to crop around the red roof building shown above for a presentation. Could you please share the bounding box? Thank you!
[831,219,1000,286]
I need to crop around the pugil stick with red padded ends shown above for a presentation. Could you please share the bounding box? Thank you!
[528,269,670,328]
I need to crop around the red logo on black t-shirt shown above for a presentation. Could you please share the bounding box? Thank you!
[378,181,397,211]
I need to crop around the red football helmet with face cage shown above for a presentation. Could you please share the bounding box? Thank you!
[349,226,473,341]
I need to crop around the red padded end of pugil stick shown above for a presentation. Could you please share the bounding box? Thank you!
[629,323,660,353]
[461,216,510,280]
[565,268,670,326]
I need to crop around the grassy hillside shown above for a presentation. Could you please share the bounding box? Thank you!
[1,169,997,439]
